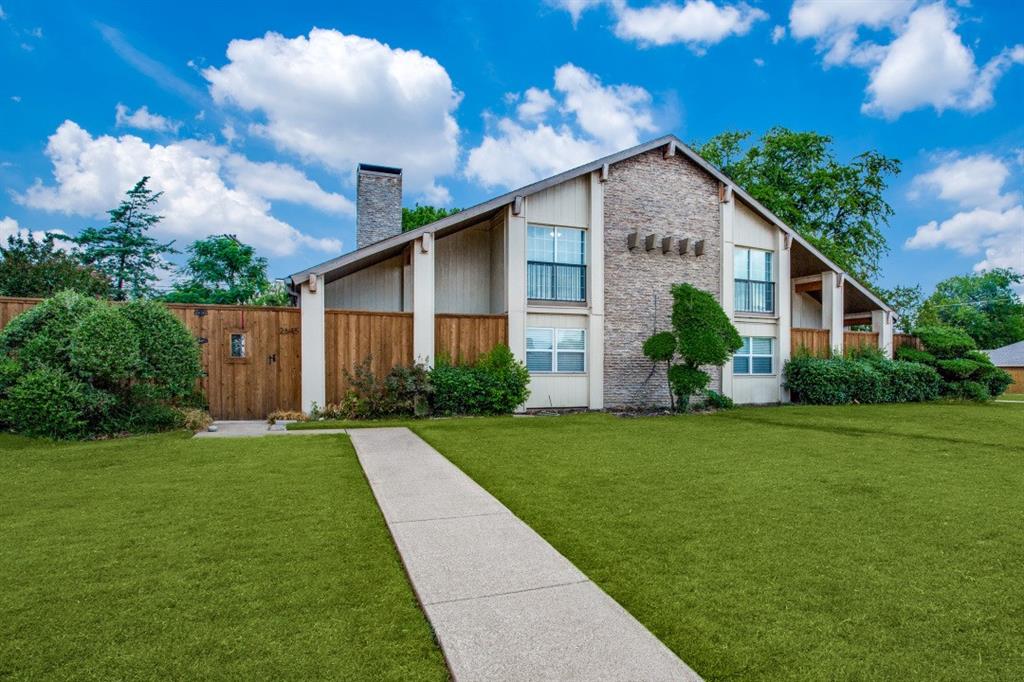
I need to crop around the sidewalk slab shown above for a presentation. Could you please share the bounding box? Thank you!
[426,580,691,682]
[193,421,346,438]
[348,427,702,682]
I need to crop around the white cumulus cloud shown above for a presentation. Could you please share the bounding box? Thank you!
[790,1,1024,119]
[0,216,65,244]
[115,103,182,134]
[906,153,1024,277]
[548,0,767,52]
[15,121,345,257]
[465,63,658,189]
[203,28,461,203]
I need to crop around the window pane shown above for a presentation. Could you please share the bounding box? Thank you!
[230,333,246,358]
[555,228,586,265]
[751,337,773,355]
[527,226,554,262]
[749,249,769,282]
[557,352,585,372]
[763,251,773,283]
[738,336,751,354]
[752,356,773,374]
[733,355,750,374]
[526,351,552,372]
[734,248,749,279]
[556,329,585,351]
[527,262,553,299]
[526,328,553,350]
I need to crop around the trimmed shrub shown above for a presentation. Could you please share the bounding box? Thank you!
[1,367,90,438]
[120,300,202,399]
[914,325,975,359]
[642,332,676,362]
[432,345,530,416]
[894,346,936,365]
[341,358,432,419]
[0,291,203,438]
[903,324,1011,400]
[703,390,735,410]
[667,364,710,403]
[70,306,140,384]
[784,356,941,405]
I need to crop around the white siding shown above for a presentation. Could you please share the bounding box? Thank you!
[733,318,780,405]
[524,312,589,408]
[324,255,403,311]
[734,201,776,250]
[792,292,822,328]
[489,213,506,313]
[525,175,589,227]
[435,223,493,314]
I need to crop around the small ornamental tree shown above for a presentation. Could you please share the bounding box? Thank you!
[897,324,1012,400]
[644,284,742,410]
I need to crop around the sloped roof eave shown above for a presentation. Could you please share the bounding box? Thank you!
[288,134,892,313]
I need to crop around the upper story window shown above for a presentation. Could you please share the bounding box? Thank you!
[734,247,774,314]
[527,225,586,302]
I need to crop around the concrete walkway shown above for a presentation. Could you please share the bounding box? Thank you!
[349,427,701,682]
[193,420,347,438]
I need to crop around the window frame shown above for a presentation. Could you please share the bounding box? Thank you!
[525,327,587,374]
[734,247,775,315]
[226,329,250,364]
[733,336,774,376]
[526,223,588,304]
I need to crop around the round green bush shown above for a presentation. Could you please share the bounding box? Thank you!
[915,325,976,359]
[70,306,140,384]
[667,364,710,405]
[120,300,202,398]
[1,367,90,439]
[0,290,101,370]
[642,331,677,362]
[936,358,981,380]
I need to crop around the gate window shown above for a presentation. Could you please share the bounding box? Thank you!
[228,332,247,361]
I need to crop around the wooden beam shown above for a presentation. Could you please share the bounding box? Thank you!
[626,231,638,250]
[600,163,609,182]
[661,236,673,254]
[663,141,677,159]
[694,239,705,257]
[677,237,690,256]
[644,234,656,252]
[794,280,822,293]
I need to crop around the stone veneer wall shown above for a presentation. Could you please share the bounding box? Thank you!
[356,168,403,249]
[603,149,722,408]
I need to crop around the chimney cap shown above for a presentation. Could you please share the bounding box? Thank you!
[358,163,402,176]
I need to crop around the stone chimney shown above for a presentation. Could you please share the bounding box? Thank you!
[356,163,403,249]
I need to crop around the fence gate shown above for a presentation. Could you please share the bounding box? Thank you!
[168,304,302,420]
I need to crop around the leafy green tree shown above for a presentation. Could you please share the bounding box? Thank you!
[644,284,742,410]
[166,235,278,305]
[879,284,924,333]
[71,177,176,300]
[694,127,901,283]
[916,269,1024,349]
[0,234,110,298]
[402,204,461,232]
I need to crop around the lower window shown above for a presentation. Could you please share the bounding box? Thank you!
[734,336,773,375]
[526,328,586,373]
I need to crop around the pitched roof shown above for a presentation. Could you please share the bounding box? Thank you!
[288,134,891,313]
[984,340,1024,367]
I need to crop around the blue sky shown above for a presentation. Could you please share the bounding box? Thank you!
[2,0,1022,292]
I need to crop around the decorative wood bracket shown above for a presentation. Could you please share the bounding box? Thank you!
[626,232,638,250]
[661,236,673,254]
[664,141,677,159]
[678,238,690,256]
[600,163,609,182]
[694,239,706,257]
[644,234,656,252]
[512,195,524,216]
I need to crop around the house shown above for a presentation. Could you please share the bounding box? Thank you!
[984,340,1024,393]
[287,135,894,412]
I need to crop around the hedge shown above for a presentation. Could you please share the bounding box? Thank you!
[784,356,941,405]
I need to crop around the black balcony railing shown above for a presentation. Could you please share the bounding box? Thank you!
[735,279,774,313]
[527,261,586,302]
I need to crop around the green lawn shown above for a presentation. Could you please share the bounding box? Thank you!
[397,403,1024,681]
[0,432,446,680]
[997,392,1024,401]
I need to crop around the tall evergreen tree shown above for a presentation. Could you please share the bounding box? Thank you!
[72,177,176,300]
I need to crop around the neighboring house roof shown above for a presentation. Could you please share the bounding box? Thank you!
[984,340,1024,367]
[288,134,892,313]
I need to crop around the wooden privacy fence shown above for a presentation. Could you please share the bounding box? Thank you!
[0,296,302,420]
[435,314,508,364]
[844,331,879,352]
[893,334,923,352]
[791,328,831,358]
[325,309,413,404]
